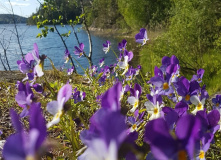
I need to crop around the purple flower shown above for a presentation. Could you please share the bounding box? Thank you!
[177,76,200,103]
[74,43,85,58]
[144,114,201,160]
[3,104,47,160]
[32,43,45,77]
[89,65,98,77]
[150,66,173,95]
[103,40,111,54]
[72,87,86,104]
[145,94,164,120]
[80,109,127,160]
[117,50,133,75]
[191,69,205,83]
[32,83,43,93]
[15,81,36,117]
[125,67,135,81]
[67,66,75,75]
[160,55,179,73]
[212,95,221,108]
[190,95,206,114]
[127,84,142,112]
[64,49,70,63]
[99,58,105,67]
[118,39,127,52]
[127,110,144,132]
[101,82,122,111]
[135,28,149,45]
[46,84,72,128]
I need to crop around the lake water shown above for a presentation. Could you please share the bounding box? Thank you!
[0,24,122,74]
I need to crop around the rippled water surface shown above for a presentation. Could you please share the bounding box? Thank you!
[0,24,120,74]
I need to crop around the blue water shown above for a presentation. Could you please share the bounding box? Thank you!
[0,24,120,74]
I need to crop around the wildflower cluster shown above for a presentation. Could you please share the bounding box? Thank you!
[1,28,221,160]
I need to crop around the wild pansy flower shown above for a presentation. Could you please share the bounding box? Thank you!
[191,69,205,83]
[46,84,72,128]
[135,28,149,45]
[99,58,105,67]
[101,82,122,111]
[15,81,37,117]
[144,114,201,160]
[127,83,142,112]
[3,104,47,160]
[31,43,46,78]
[167,63,180,83]
[134,65,141,76]
[177,76,200,103]
[125,67,135,81]
[80,83,127,160]
[72,87,86,104]
[32,83,43,93]
[103,40,111,54]
[144,94,164,120]
[150,66,173,95]
[127,110,144,133]
[64,49,70,63]
[162,102,188,130]
[89,65,98,77]
[120,84,130,101]
[67,66,75,75]
[79,109,126,160]
[190,95,206,114]
[212,95,221,109]
[118,39,127,52]
[17,53,35,74]
[74,43,85,58]
[160,55,179,73]
[17,52,36,82]
[194,110,220,159]
[117,50,133,75]
[196,110,220,137]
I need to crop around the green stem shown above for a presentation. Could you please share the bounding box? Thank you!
[111,47,118,58]
[43,75,55,95]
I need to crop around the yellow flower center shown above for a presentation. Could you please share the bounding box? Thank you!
[216,103,219,107]
[198,78,201,82]
[26,155,35,160]
[134,100,138,108]
[132,124,137,130]
[199,150,205,159]
[143,39,146,44]
[128,76,132,79]
[80,52,83,57]
[197,103,203,110]
[163,82,169,90]
[178,150,187,160]
[153,107,158,114]
[185,95,190,101]
[55,111,62,119]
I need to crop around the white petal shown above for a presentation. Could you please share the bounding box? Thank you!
[35,64,44,77]
[127,96,136,105]
[144,101,155,111]
[190,95,200,105]
[47,114,61,128]
[47,101,59,115]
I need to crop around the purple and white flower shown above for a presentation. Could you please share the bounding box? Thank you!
[74,43,85,58]
[103,40,111,54]
[135,28,149,45]
[46,84,72,128]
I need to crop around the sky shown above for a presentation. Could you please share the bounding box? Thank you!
[0,0,43,17]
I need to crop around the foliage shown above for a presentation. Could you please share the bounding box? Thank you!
[27,0,81,25]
